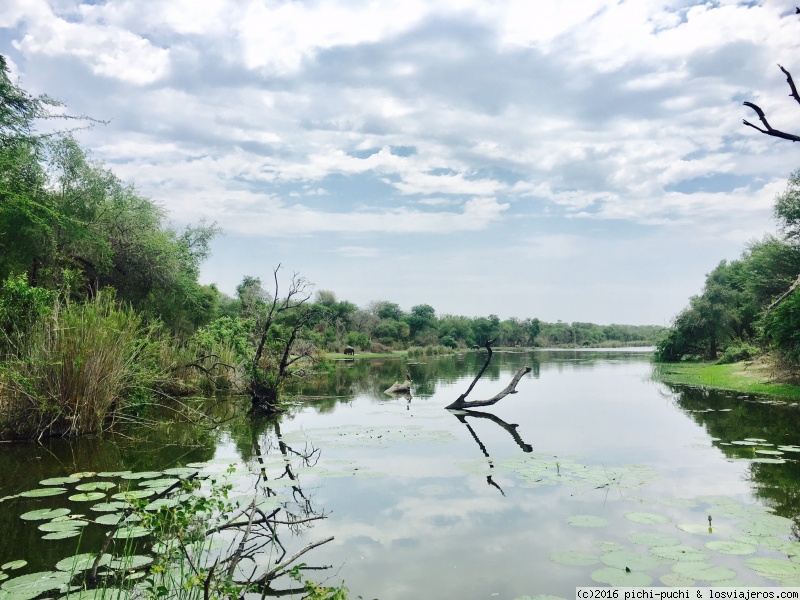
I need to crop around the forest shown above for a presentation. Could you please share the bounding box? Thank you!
[0,56,665,440]
[656,169,800,373]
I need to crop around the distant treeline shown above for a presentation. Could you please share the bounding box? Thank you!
[656,168,800,372]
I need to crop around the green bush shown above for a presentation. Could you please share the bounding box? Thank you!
[717,343,760,365]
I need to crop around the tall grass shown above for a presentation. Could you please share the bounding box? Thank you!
[0,292,148,439]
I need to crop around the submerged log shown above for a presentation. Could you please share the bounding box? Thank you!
[384,371,412,394]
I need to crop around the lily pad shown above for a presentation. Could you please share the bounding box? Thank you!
[111,489,155,500]
[68,492,107,502]
[162,467,198,477]
[138,478,179,489]
[705,540,757,555]
[672,562,736,581]
[90,502,127,513]
[548,551,599,566]
[745,557,800,578]
[566,515,608,528]
[55,553,110,572]
[19,487,67,498]
[650,545,708,562]
[69,471,96,479]
[625,512,670,524]
[75,481,116,492]
[590,567,652,586]
[119,471,162,480]
[0,571,70,594]
[107,555,153,570]
[660,574,695,587]
[601,550,664,571]
[628,532,680,547]
[0,561,26,571]
[97,471,132,477]
[41,530,81,540]
[95,513,124,526]
[38,520,87,532]
[19,508,71,521]
[113,526,150,539]
[38,477,79,486]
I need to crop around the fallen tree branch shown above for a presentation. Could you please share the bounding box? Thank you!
[765,272,800,313]
[255,536,335,583]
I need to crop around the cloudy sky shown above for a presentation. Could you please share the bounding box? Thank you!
[3,0,800,325]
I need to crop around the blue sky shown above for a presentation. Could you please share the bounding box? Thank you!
[3,0,800,325]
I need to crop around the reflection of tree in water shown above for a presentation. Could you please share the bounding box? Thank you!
[453,409,534,496]
[665,382,800,539]
[222,412,335,596]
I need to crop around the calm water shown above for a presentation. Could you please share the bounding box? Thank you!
[2,349,800,598]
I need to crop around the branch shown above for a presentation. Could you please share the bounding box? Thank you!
[446,366,532,409]
[742,65,800,142]
[765,273,800,313]
[255,536,335,583]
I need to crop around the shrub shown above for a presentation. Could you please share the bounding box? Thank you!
[716,343,760,365]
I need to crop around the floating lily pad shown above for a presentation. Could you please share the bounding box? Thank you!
[745,557,800,578]
[650,545,708,562]
[0,571,70,595]
[162,467,198,477]
[107,555,153,570]
[97,471,132,477]
[69,471,96,479]
[660,574,695,587]
[38,519,87,532]
[601,550,664,571]
[0,561,26,571]
[111,489,155,500]
[672,562,736,581]
[590,567,652,586]
[754,449,784,455]
[625,512,670,524]
[731,441,760,446]
[751,458,786,464]
[549,551,599,566]
[139,478,179,489]
[119,471,165,480]
[75,481,116,492]
[677,523,713,534]
[705,541,757,555]
[62,588,130,600]
[20,508,71,521]
[113,526,150,539]
[95,513,124,526]
[68,492,107,502]
[39,477,79,486]
[55,553,110,572]
[90,502,127,513]
[19,487,67,498]
[566,515,608,528]
[41,530,81,540]
[628,532,680,547]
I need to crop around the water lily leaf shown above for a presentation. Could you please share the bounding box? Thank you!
[624,512,670,525]
[660,574,695,587]
[138,477,179,489]
[68,492,107,502]
[590,567,652,586]
[94,513,124,526]
[20,508,70,521]
[55,553,110,572]
[731,441,759,446]
[548,551,599,566]
[705,541,757,555]
[119,471,163,480]
[63,589,130,600]
[107,555,153,570]
[677,523,713,534]
[745,558,800,578]
[750,458,786,464]
[601,550,664,571]
[38,519,87,532]
[38,477,79,486]
[69,471,96,479]
[754,449,783,455]
[96,471,132,477]
[0,571,70,594]
[111,489,155,500]
[90,501,127,513]
[113,526,150,539]
[672,562,736,581]
[162,467,198,477]
[650,545,707,562]
[75,481,116,491]
[41,530,81,540]
[566,515,608,528]
[628,532,680,547]
[777,446,800,453]
[19,487,67,498]
[0,562,25,571]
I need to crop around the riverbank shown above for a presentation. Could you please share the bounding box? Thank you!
[653,359,800,400]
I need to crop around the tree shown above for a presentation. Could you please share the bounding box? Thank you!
[743,65,800,142]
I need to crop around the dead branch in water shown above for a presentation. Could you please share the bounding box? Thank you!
[445,340,531,409]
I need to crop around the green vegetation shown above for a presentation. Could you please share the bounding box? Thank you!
[656,168,800,380]
[653,362,800,401]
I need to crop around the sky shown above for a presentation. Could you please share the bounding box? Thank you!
[2,0,800,326]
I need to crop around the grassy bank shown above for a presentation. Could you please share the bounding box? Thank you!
[653,360,800,401]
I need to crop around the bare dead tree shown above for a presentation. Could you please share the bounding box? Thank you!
[445,339,532,410]
[249,265,319,413]
[744,65,800,142]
